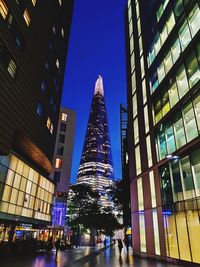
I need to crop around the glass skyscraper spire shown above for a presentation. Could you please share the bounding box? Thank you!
[77,76,114,207]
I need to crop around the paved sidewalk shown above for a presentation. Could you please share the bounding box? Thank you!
[0,245,107,267]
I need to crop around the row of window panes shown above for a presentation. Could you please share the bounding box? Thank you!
[153,44,200,124]
[150,6,200,92]
[156,0,170,22]
[149,3,200,69]
[0,201,51,222]
[148,11,176,66]
[156,93,200,160]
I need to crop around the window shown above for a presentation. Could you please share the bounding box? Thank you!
[162,91,170,116]
[185,51,200,88]
[166,12,175,33]
[157,5,163,22]
[171,37,181,63]
[131,72,136,94]
[131,52,135,72]
[58,0,62,6]
[154,33,161,55]
[32,0,37,6]
[179,20,191,51]
[129,19,133,37]
[157,62,165,83]
[194,94,200,132]
[55,158,62,169]
[144,105,149,133]
[56,59,60,69]
[7,59,17,78]
[135,145,141,175]
[191,149,200,196]
[158,130,167,159]
[133,117,139,144]
[180,156,195,198]
[166,125,176,153]
[164,51,173,73]
[174,115,186,149]
[161,25,168,45]
[0,0,8,19]
[59,134,65,143]
[146,135,152,167]
[54,171,61,182]
[137,18,141,36]
[183,102,198,142]
[176,65,189,98]
[57,146,64,156]
[37,103,43,117]
[128,4,132,21]
[46,117,53,134]
[188,4,200,37]
[139,36,143,56]
[41,81,47,92]
[130,35,134,54]
[142,79,147,105]
[140,56,145,79]
[174,0,184,17]
[139,214,146,252]
[137,178,144,211]
[132,93,137,118]
[168,81,179,108]
[61,112,67,122]
[23,9,31,27]
[155,100,162,123]
[61,28,64,37]
[60,123,66,132]
[149,171,156,207]
[152,210,160,255]
[136,1,140,19]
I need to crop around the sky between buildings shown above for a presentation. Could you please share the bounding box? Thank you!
[61,0,127,183]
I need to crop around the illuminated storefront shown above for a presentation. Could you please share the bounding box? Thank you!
[0,154,55,224]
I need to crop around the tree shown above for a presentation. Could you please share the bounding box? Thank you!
[108,179,131,227]
[66,184,121,244]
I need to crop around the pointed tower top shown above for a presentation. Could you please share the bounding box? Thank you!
[94,75,104,96]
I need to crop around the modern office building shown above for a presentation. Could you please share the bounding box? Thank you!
[51,106,76,228]
[125,0,200,265]
[0,0,73,241]
[77,76,114,207]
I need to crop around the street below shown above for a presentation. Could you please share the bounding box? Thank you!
[0,245,184,267]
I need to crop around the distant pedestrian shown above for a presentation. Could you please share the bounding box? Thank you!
[117,239,123,255]
[55,238,61,257]
[124,235,130,254]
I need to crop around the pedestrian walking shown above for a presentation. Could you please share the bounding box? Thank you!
[55,238,61,258]
[117,239,123,255]
[124,235,130,254]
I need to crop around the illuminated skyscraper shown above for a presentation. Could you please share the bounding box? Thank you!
[77,76,114,207]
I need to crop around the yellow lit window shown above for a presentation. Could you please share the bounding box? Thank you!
[55,158,62,169]
[61,112,67,122]
[0,0,8,20]
[32,0,37,6]
[23,9,31,27]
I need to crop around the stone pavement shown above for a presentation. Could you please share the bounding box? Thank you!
[0,244,185,267]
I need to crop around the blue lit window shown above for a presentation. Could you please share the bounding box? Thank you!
[37,103,43,117]
[41,81,47,91]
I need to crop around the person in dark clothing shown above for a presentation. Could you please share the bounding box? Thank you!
[55,238,61,257]
[117,239,123,255]
[46,237,53,253]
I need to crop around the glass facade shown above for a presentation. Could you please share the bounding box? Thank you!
[0,154,54,222]
[160,148,200,263]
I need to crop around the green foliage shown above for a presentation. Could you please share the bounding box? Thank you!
[66,184,121,236]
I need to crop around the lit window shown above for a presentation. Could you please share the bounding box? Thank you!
[194,94,200,132]
[149,171,156,208]
[168,81,179,108]
[0,0,8,19]
[176,65,189,98]
[23,9,31,27]
[146,135,152,167]
[61,112,67,122]
[135,145,141,175]
[152,210,160,255]
[7,59,17,78]
[166,12,175,33]
[185,51,200,88]
[32,0,37,6]
[132,93,137,118]
[61,28,64,37]
[183,102,198,142]
[55,158,62,169]
[164,51,173,73]
[160,25,168,45]
[37,103,43,117]
[133,117,139,144]
[157,62,165,83]
[137,178,144,211]
[128,4,132,21]
[188,4,200,37]
[179,20,191,51]
[58,0,62,6]
[129,19,133,37]
[46,117,53,134]
[56,59,60,69]
[171,37,181,63]
[144,105,149,133]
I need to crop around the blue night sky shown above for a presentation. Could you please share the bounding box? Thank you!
[61,0,127,184]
